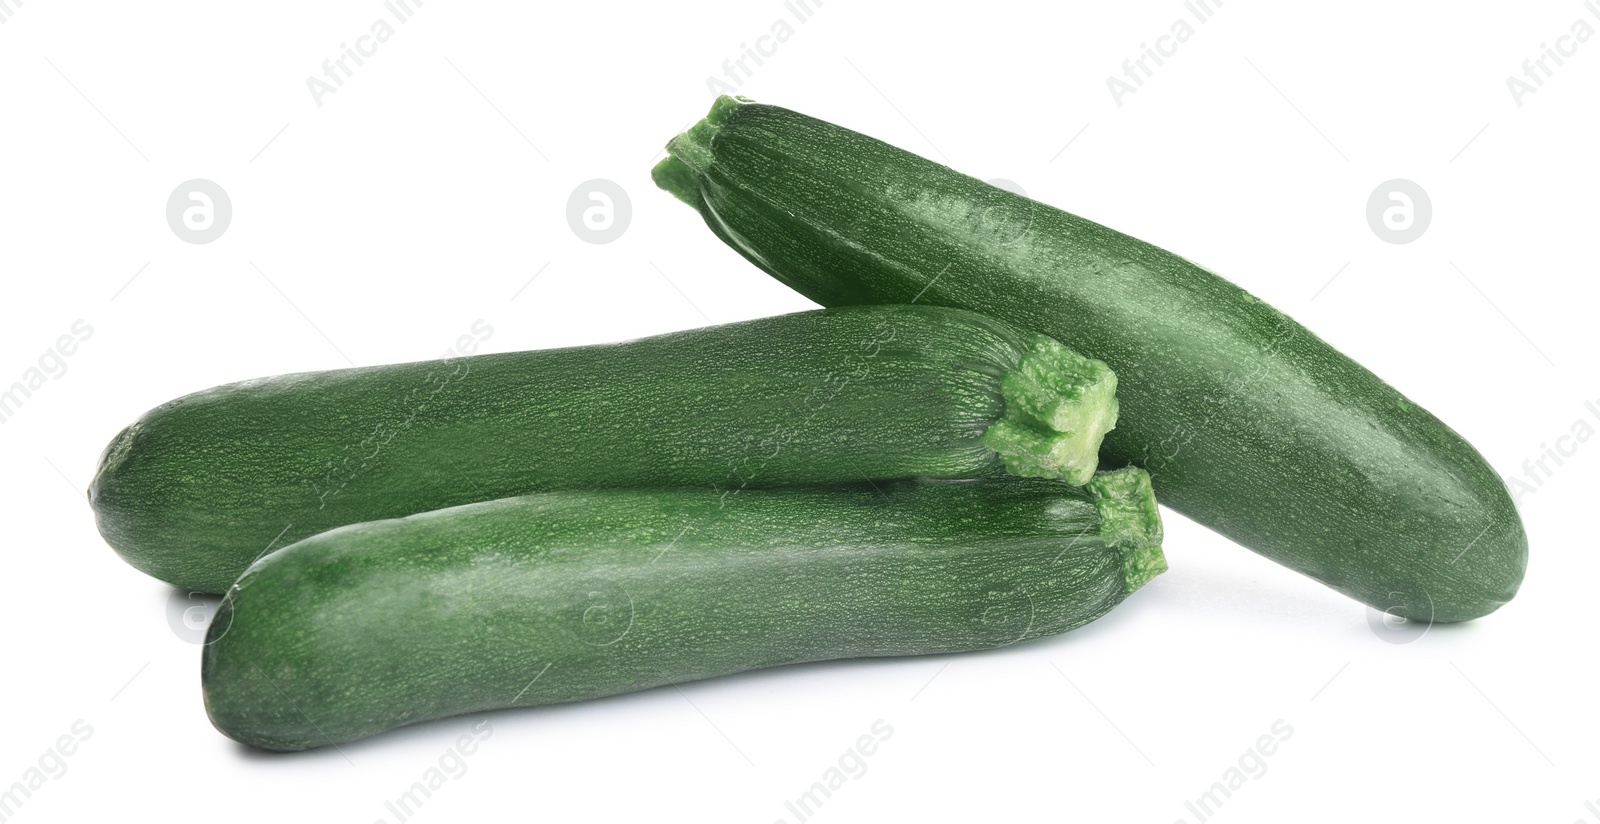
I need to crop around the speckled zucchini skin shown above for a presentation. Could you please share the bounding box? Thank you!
[90,305,1115,593]
[654,97,1526,622]
[202,473,1164,751]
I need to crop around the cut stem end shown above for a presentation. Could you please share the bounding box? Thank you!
[1087,467,1167,592]
[982,335,1119,485]
[661,94,750,177]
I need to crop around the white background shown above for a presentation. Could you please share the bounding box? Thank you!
[2,1,1596,822]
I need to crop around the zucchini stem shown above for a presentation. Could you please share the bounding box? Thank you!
[1086,468,1167,592]
[1118,545,1169,594]
[663,95,747,175]
[654,95,751,206]
[652,156,701,207]
[982,335,1119,485]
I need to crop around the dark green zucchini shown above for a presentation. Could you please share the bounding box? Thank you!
[202,470,1165,751]
[653,96,1526,622]
[90,305,1117,593]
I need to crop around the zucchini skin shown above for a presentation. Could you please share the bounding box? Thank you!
[91,305,1114,593]
[655,97,1526,622]
[202,473,1164,751]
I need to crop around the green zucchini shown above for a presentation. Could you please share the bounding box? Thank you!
[91,305,1117,593]
[202,469,1164,751]
[653,96,1526,623]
